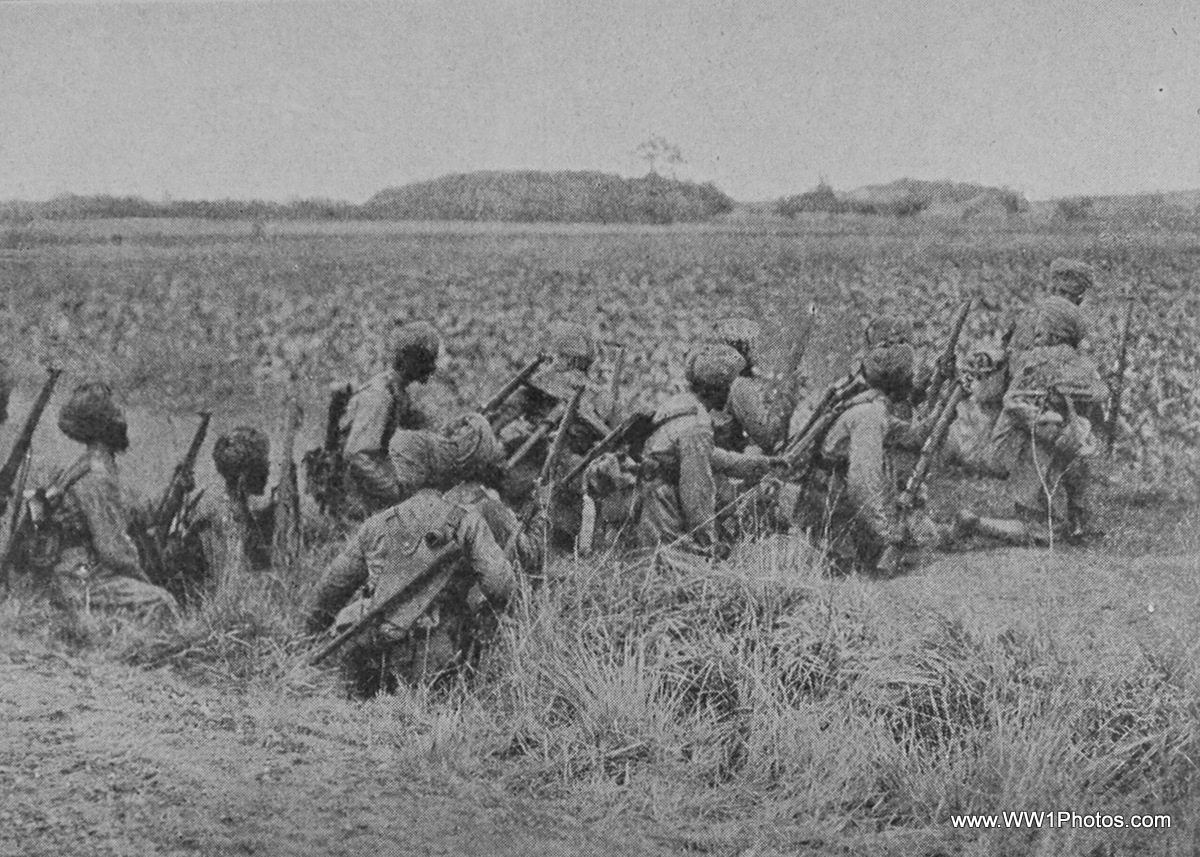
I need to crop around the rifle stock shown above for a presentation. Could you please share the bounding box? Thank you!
[0,367,61,514]
[898,380,966,511]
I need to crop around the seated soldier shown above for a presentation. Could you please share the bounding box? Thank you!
[388,412,506,502]
[38,382,176,616]
[1004,258,1094,356]
[338,320,440,519]
[492,321,615,550]
[944,347,1008,477]
[958,344,1108,545]
[794,319,945,576]
[636,344,773,566]
[712,316,787,454]
[303,449,534,698]
[179,427,274,601]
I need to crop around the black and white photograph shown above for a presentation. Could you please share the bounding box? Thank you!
[1,1,1197,854]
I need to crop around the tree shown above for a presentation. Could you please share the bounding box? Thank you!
[634,136,685,178]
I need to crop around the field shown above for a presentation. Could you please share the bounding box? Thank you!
[1,217,1199,855]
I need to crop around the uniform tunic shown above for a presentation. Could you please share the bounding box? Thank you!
[51,449,176,614]
[338,369,430,516]
[306,484,519,688]
[184,484,273,596]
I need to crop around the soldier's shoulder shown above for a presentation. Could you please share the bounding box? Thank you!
[653,392,707,427]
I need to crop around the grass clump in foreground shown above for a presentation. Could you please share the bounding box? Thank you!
[2,535,1197,855]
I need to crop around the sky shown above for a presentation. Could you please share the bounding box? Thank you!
[2,0,1199,202]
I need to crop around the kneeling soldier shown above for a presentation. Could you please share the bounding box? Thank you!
[179,426,274,600]
[38,383,176,616]
[303,442,531,697]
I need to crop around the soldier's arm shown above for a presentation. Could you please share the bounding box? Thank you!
[727,377,782,452]
[303,530,369,633]
[845,401,900,548]
[676,419,718,545]
[458,508,517,605]
[75,477,144,580]
[711,446,771,480]
[344,380,391,455]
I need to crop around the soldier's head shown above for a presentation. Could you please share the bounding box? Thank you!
[57,381,129,453]
[389,320,440,383]
[686,343,746,411]
[213,426,270,496]
[548,321,597,377]
[713,317,761,374]
[1048,258,1093,305]
[446,412,505,490]
[864,316,913,348]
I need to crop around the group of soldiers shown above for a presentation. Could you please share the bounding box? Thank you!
[0,256,1115,697]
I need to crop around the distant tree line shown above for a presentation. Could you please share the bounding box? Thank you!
[776,178,1027,219]
[363,171,734,224]
[0,171,735,226]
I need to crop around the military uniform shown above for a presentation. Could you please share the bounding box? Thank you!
[337,321,440,519]
[42,384,175,616]
[304,483,523,696]
[793,326,941,574]
[492,322,616,548]
[388,413,505,500]
[636,345,772,562]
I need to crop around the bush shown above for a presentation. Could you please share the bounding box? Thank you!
[1056,196,1094,221]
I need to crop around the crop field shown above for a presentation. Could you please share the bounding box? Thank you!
[1,217,1199,855]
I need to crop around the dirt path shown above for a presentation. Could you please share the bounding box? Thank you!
[0,649,667,857]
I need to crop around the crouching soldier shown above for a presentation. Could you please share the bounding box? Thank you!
[944,348,1008,477]
[338,320,441,519]
[958,345,1107,545]
[794,319,946,576]
[303,447,534,697]
[177,427,274,601]
[636,344,774,567]
[712,316,787,454]
[492,321,616,550]
[32,383,176,616]
[388,412,506,500]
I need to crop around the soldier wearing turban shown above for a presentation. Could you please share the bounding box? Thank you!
[179,426,275,600]
[635,344,775,560]
[711,316,787,454]
[338,320,441,518]
[795,318,946,575]
[44,382,176,615]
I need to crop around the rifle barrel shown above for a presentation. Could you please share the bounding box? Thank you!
[483,354,547,418]
[0,368,61,506]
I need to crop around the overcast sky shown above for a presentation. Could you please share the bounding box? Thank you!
[2,0,1198,202]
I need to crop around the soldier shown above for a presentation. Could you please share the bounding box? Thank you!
[38,383,176,615]
[636,343,773,561]
[388,412,506,500]
[794,318,944,576]
[712,317,786,454]
[958,344,1108,545]
[338,320,440,518]
[492,321,616,549]
[944,347,1008,476]
[303,442,532,697]
[1004,258,1094,356]
[178,426,274,600]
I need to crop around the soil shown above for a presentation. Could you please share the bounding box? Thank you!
[0,649,669,857]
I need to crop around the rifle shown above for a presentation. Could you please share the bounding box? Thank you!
[153,412,211,539]
[523,384,585,530]
[553,411,655,491]
[897,379,967,511]
[271,391,304,571]
[0,450,31,592]
[308,529,462,667]
[482,354,548,424]
[605,342,627,423]
[766,302,818,454]
[922,299,971,410]
[0,367,61,516]
[1105,283,1136,455]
